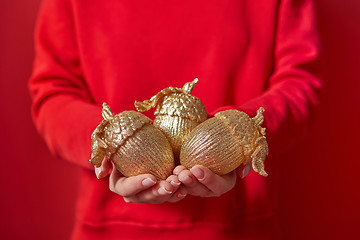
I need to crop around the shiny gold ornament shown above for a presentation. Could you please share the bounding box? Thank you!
[90,103,174,180]
[180,108,268,177]
[134,78,207,161]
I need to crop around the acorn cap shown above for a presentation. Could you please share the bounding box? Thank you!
[214,109,266,144]
[134,78,207,122]
[103,111,152,148]
[90,103,152,167]
[155,93,207,122]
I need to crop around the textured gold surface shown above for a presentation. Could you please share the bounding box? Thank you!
[180,108,268,176]
[135,78,207,162]
[112,124,174,180]
[154,115,200,161]
[90,80,269,179]
[90,103,174,180]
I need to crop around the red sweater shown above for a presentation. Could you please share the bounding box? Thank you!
[29,0,322,239]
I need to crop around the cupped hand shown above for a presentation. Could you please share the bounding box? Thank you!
[173,165,239,198]
[94,159,187,204]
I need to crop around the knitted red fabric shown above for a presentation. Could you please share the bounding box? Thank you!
[29,0,322,239]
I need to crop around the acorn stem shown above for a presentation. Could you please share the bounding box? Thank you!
[182,78,199,94]
[252,107,265,126]
[102,102,114,120]
[134,87,183,112]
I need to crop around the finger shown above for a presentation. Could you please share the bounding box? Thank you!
[241,163,252,179]
[166,175,181,189]
[111,174,157,197]
[177,169,196,185]
[109,167,157,197]
[157,181,175,196]
[235,162,252,178]
[178,169,213,197]
[168,187,187,203]
[190,165,236,196]
[173,165,187,175]
[132,181,174,204]
[95,158,112,179]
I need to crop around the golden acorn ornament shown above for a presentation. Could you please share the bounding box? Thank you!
[180,108,269,177]
[134,78,207,161]
[90,103,174,180]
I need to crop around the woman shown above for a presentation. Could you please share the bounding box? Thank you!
[29,0,322,239]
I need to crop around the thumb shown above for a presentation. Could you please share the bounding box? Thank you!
[190,165,236,196]
[241,162,253,179]
[95,158,112,179]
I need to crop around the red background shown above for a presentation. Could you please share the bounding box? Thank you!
[1,0,359,239]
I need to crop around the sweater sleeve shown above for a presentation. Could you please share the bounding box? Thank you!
[29,0,101,169]
[214,0,323,155]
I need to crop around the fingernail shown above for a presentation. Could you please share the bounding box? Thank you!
[158,187,172,195]
[178,175,192,184]
[173,167,182,176]
[95,167,101,179]
[242,165,252,179]
[142,178,156,187]
[170,180,181,186]
[177,193,187,198]
[190,166,204,180]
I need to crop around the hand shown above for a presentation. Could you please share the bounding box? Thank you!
[94,159,187,204]
[173,165,239,198]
